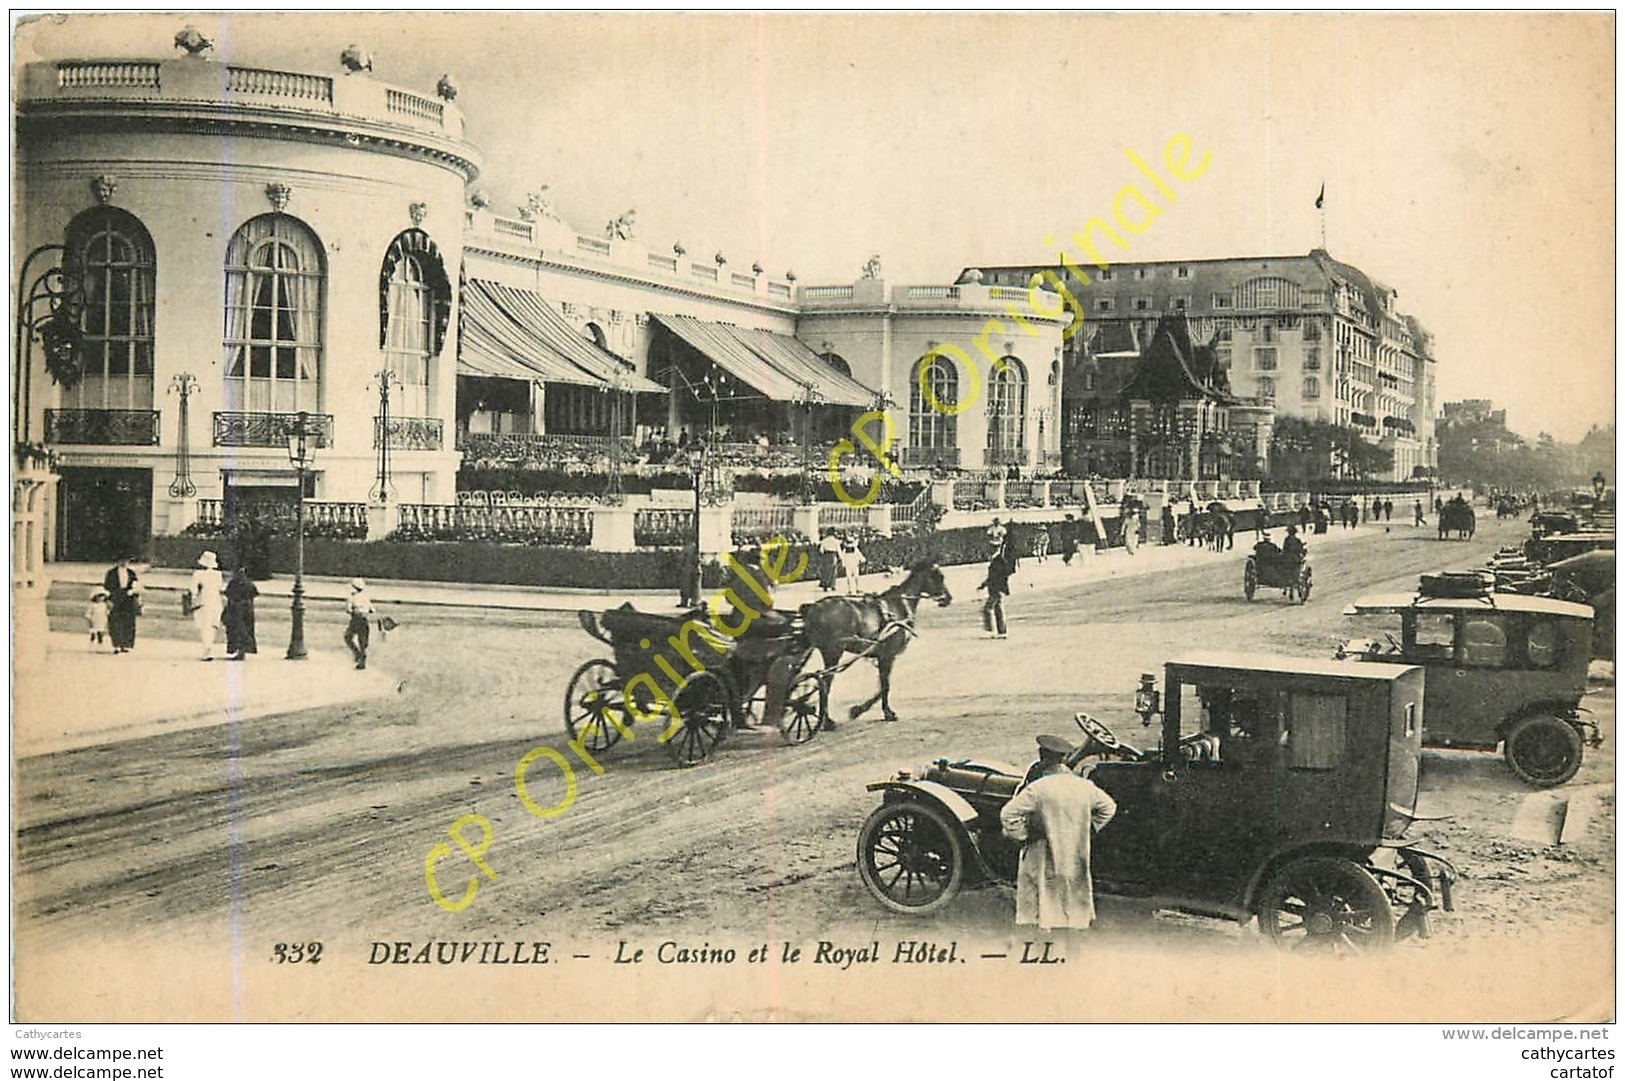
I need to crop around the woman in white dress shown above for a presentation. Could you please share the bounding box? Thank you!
[190,550,226,660]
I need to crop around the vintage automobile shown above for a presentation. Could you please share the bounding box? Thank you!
[856,653,1455,951]
[1338,580,1599,786]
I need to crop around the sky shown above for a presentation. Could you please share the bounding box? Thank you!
[13,11,1616,442]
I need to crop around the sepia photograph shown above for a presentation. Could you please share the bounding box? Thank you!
[8,8,1616,1044]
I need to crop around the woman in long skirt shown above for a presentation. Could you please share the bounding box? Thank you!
[223,564,259,660]
[102,554,142,653]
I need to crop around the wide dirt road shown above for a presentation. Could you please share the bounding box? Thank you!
[15,516,1614,1021]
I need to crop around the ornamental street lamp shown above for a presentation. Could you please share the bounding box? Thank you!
[284,411,317,660]
[370,368,402,504]
[605,366,628,502]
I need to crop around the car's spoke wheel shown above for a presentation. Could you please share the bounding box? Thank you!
[1504,714,1584,787]
[665,670,732,767]
[1244,560,1258,601]
[857,801,965,915]
[778,674,823,745]
[1258,857,1394,954]
[563,659,626,755]
[1298,566,1313,604]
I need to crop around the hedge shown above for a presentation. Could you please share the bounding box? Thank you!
[458,465,694,497]
[153,535,686,590]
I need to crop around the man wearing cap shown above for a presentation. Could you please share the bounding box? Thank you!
[1000,735,1117,935]
[344,578,375,670]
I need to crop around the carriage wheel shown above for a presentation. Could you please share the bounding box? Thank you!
[667,670,733,767]
[1257,857,1395,953]
[1243,559,1258,601]
[1296,565,1313,605]
[856,800,965,915]
[778,673,823,746]
[563,659,627,755]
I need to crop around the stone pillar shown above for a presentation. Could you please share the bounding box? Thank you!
[13,462,59,672]
[366,498,401,542]
[791,504,819,542]
[871,504,894,536]
[699,500,733,556]
[591,503,636,552]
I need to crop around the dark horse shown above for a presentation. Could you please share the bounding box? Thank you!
[799,560,951,728]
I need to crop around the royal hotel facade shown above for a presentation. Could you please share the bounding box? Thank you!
[15,34,1430,563]
[976,252,1439,483]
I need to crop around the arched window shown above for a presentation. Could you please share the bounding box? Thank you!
[819,352,851,378]
[225,214,324,412]
[585,322,610,351]
[986,356,1027,461]
[64,207,156,410]
[380,229,450,418]
[909,354,957,451]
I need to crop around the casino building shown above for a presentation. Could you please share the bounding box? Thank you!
[14,32,1066,562]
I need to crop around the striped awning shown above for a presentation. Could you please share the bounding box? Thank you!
[721,325,875,407]
[652,313,878,405]
[458,279,664,392]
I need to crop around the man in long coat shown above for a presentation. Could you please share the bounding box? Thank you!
[1000,736,1117,931]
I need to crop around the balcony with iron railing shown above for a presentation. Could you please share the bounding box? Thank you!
[375,416,444,451]
[213,412,333,448]
[45,408,160,446]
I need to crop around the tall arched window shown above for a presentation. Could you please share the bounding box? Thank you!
[986,356,1027,462]
[384,256,435,415]
[909,354,957,451]
[64,207,156,410]
[380,229,450,418]
[224,214,324,412]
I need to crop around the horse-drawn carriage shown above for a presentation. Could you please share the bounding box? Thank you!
[1244,546,1312,603]
[563,561,953,767]
[565,605,823,767]
[1438,499,1476,540]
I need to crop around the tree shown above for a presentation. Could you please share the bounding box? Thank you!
[1268,417,1394,486]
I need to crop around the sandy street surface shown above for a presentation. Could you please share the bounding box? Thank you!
[14,516,1614,1022]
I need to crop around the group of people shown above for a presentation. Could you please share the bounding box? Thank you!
[86,552,378,670]
[816,530,866,595]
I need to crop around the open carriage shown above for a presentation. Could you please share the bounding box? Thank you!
[565,604,823,767]
[1244,547,1312,603]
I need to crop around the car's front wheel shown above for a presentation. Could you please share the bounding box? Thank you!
[856,800,966,915]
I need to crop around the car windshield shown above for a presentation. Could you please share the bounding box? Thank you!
[1344,610,1404,654]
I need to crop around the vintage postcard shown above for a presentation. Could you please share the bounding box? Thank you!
[10,10,1615,1029]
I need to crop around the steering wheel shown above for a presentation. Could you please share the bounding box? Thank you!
[1073,712,1143,761]
[1385,632,1403,653]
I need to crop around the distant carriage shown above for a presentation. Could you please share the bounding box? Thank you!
[1438,501,1476,540]
[1244,547,1312,604]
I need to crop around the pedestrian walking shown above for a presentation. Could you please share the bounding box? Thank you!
[189,550,225,661]
[102,554,142,654]
[223,561,259,660]
[978,544,1014,638]
[1001,734,1117,939]
[1383,498,1393,522]
[818,530,841,591]
[1032,525,1051,564]
[85,587,109,651]
[839,532,864,596]
[1059,513,1080,566]
[1414,499,1426,526]
[345,578,376,670]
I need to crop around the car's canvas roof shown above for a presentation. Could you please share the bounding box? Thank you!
[1342,593,1595,618]
[1168,651,1421,682]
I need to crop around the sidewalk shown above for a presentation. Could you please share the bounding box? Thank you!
[14,633,397,757]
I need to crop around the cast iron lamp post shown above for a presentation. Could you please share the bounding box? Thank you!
[284,411,316,660]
